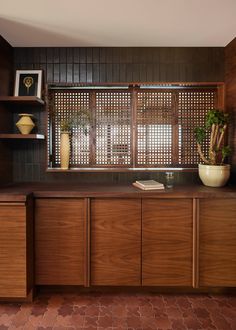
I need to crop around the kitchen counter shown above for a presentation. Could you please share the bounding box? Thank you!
[0,182,236,199]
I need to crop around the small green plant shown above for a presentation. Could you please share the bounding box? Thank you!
[194,109,231,165]
[60,109,91,134]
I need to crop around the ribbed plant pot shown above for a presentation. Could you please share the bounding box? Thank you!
[60,132,70,170]
[198,164,230,187]
[16,113,35,135]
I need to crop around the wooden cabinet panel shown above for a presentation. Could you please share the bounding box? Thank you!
[199,199,236,287]
[35,198,85,285]
[0,203,32,298]
[142,199,193,286]
[91,198,141,286]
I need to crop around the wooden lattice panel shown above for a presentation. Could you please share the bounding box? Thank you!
[178,90,217,166]
[48,86,220,169]
[51,90,90,166]
[95,91,132,166]
[136,91,173,166]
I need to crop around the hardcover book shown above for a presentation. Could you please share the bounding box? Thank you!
[133,180,164,190]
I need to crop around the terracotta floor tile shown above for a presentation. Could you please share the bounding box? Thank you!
[154,315,172,329]
[183,315,203,329]
[112,316,127,327]
[0,326,9,330]
[99,306,113,317]
[212,314,233,330]
[84,316,98,327]
[40,309,58,327]
[97,315,113,327]
[85,304,100,316]
[126,315,142,328]
[111,304,127,318]
[170,317,188,330]
[165,306,182,319]
[126,306,140,317]
[0,292,235,329]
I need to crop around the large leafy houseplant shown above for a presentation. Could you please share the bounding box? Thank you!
[194,109,231,187]
[194,109,231,165]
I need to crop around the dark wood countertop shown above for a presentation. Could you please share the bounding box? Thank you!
[0,182,236,199]
[0,191,32,202]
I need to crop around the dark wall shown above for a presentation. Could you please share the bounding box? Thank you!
[14,47,224,85]
[225,38,236,179]
[12,46,225,183]
[0,36,13,184]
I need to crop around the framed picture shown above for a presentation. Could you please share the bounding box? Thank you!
[14,70,43,98]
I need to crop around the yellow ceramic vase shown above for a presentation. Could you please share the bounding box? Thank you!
[60,132,70,169]
[16,113,35,135]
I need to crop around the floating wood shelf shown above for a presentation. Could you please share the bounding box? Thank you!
[0,134,45,140]
[0,96,45,106]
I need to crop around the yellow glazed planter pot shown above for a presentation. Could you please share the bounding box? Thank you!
[198,164,230,187]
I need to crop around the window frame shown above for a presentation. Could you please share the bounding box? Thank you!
[47,83,225,172]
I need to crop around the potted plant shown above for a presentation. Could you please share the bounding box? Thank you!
[60,110,90,170]
[194,109,231,187]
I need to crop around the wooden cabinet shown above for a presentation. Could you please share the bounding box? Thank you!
[142,199,193,286]
[91,198,141,286]
[35,198,85,285]
[0,198,33,298]
[199,199,236,287]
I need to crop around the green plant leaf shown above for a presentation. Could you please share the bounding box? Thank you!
[221,145,231,163]
[194,127,206,144]
[205,109,229,129]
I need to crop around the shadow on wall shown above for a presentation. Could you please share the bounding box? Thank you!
[231,165,236,183]
[0,16,95,47]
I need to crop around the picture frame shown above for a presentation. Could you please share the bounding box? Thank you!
[14,70,43,98]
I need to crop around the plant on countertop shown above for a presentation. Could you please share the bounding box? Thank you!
[194,109,231,165]
[60,109,91,134]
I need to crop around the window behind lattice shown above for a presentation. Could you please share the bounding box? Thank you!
[95,91,132,166]
[136,91,173,166]
[48,86,219,169]
[178,90,216,166]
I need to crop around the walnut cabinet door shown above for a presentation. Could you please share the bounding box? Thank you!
[35,198,85,285]
[142,199,193,286]
[199,199,236,287]
[0,202,33,298]
[90,198,141,286]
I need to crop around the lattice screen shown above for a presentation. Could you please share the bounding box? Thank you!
[95,91,132,166]
[51,90,90,167]
[136,91,173,166]
[48,86,219,169]
[178,90,217,166]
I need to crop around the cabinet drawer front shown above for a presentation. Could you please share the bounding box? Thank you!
[142,199,193,286]
[35,198,85,285]
[91,198,141,286]
[0,205,27,298]
[199,199,236,287]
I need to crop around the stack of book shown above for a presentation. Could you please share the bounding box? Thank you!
[132,180,164,190]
